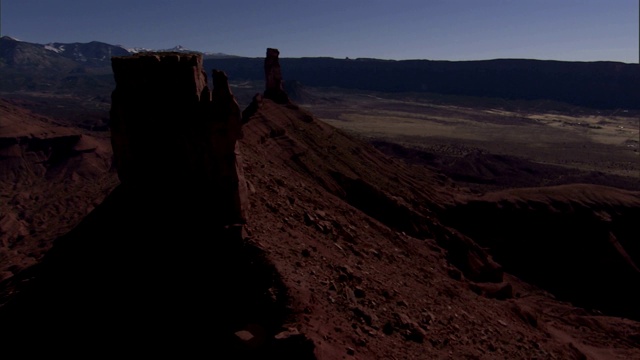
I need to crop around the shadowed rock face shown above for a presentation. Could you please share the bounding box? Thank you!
[264,48,290,104]
[110,52,247,226]
[440,185,640,321]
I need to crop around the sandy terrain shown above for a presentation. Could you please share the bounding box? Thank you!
[302,88,639,180]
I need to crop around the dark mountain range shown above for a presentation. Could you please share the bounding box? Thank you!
[42,41,130,67]
[0,37,116,96]
[0,37,77,71]
[1,37,638,110]
[0,37,129,70]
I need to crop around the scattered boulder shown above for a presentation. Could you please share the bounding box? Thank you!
[469,281,514,300]
[510,302,538,327]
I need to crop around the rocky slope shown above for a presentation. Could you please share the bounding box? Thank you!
[237,95,640,360]
[0,98,116,282]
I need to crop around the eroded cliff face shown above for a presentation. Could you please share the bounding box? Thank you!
[110,52,247,226]
[0,52,309,358]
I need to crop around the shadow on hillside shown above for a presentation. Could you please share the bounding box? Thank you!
[0,184,314,358]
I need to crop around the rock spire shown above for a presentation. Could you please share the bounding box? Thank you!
[263,48,290,104]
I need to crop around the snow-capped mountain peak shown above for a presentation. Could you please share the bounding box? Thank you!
[123,44,200,54]
[44,43,65,53]
[124,46,153,54]
[3,36,22,42]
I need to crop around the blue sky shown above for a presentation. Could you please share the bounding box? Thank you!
[1,0,638,63]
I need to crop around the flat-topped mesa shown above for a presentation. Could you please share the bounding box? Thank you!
[263,48,290,104]
[109,52,247,225]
